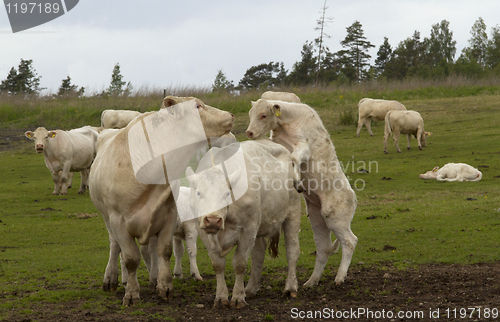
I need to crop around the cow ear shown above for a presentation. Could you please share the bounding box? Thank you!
[25,131,34,139]
[163,96,178,108]
[425,132,432,136]
[272,104,282,117]
[432,166,439,172]
[185,167,197,185]
[48,131,57,138]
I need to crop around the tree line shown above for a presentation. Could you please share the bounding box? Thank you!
[0,61,132,97]
[213,17,500,92]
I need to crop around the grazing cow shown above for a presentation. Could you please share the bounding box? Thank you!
[384,110,428,154]
[261,91,301,103]
[420,163,482,182]
[357,98,406,137]
[246,99,358,287]
[101,109,142,129]
[186,139,301,308]
[25,126,98,195]
[89,96,233,305]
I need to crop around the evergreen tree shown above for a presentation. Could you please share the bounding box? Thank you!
[0,59,43,95]
[212,69,234,92]
[463,17,488,66]
[287,41,317,85]
[374,37,392,77]
[486,25,500,70]
[339,21,375,81]
[57,76,84,97]
[107,63,131,96]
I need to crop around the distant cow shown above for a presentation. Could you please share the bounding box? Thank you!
[420,163,482,182]
[357,98,406,137]
[186,139,301,308]
[384,110,428,154]
[261,91,301,103]
[246,99,358,287]
[25,126,98,195]
[101,110,141,129]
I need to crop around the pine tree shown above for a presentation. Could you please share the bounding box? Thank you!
[212,69,234,93]
[339,21,375,82]
[374,37,392,77]
[107,63,129,96]
[0,59,43,95]
[58,76,79,97]
[287,42,317,85]
[314,0,333,85]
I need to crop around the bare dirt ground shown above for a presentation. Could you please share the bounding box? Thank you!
[4,262,500,322]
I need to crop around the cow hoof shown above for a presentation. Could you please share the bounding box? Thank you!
[123,294,141,306]
[52,192,59,195]
[78,191,85,195]
[61,192,67,195]
[148,281,157,292]
[157,288,173,300]
[407,147,411,150]
[303,279,318,288]
[214,299,229,308]
[173,273,183,279]
[384,151,388,154]
[192,274,203,281]
[397,151,402,153]
[283,290,298,298]
[102,282,118,292]
[230,300,247,309]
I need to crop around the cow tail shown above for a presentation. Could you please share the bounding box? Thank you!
[268,232,280,259]
[385,112,392,136]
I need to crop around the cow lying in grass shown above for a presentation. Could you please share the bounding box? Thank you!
[419,163,482,182]
[246,99,358,287]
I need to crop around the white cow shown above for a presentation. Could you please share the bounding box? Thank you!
[186,139,301,308]
[420,163,482,182]
[101,109,142,129]
[357,98,406,137]
[384,110,428,154]
[25,126,98,195]
[246,99,358,287]
[261,91,301,103]
[89,96,233,305]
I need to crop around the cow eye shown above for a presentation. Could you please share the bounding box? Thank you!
[196,104,203,109]
[260,114,267,120]
[196,191,202,198]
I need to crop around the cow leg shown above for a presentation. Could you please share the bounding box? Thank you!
[322,191,358,284]
[103,232,121,292]
[184,222,202,281]
[383,132,390,154]
[303,199,333,287]
[155,213,176,301]
[51,171,61,195]
[356,117,365,137]
[245,237,266,298]
[365,118,374,136]
[209,249,229,308]
[112,227,142,305]
[67,172,74,188]
[407,134,412,150]
[230,235,255,309]
[141,236,158,291]
[173,236,184,279]
[78,169,89,194]
[392,131,402,153]
[281,212,300,297]
[416,129,423,150]
[59,162,72,195]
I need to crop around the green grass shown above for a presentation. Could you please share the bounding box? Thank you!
[1,88,500,320]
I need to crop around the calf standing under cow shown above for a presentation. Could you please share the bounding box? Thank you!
[25,126,98,195]
[90,96,234,305]
[246,99,358,287]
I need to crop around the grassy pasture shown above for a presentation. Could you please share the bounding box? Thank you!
[0,90,499,320]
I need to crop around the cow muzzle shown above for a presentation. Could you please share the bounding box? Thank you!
[35,144,44,153]
[202,215,223,234]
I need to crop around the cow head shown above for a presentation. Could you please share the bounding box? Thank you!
[163,96,234,138]
[186,166,241,235]
[246,99,281,139]
[419,166,439,179]
[25,127,58,153]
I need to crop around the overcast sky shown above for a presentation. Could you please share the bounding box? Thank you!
[1,0,500,94]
